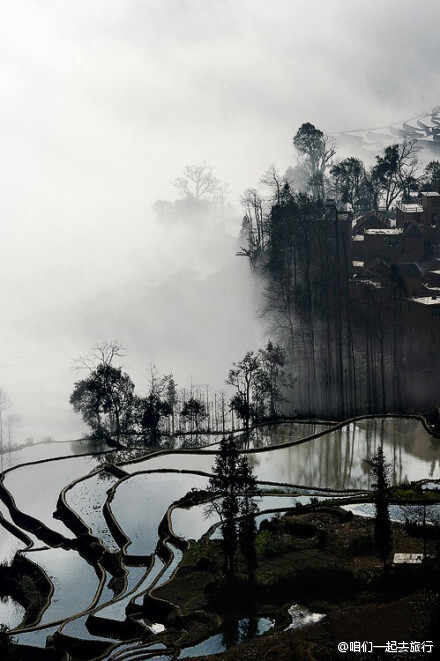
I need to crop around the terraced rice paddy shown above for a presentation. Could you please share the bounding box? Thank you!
[333,111,440,154]
[1,415,439,658]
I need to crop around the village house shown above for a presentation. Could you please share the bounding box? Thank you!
[421,191,440,227]
[347,191,440,328]
[407,295,440,331]
[351,192,439,265]
[396,201,423,227]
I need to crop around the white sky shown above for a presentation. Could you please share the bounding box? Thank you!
[1,0,440,441]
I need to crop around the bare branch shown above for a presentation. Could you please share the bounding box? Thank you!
[173,161,219,201]
[71,340,128,372]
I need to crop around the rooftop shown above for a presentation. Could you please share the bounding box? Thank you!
[409,296,440,306]
[416,255,440,274]
[352,278,383,289]
[397,203,423,213]
[364,228,403,235]
[421,192,440,197]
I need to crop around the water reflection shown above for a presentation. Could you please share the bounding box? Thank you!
[247,417,440,489]
[343,503,440,525]
[171,495,353,543]
[97,567,148,623]
[82,431,219,472]
[65,471,120,552]
[0,522,25,565]
[0,437,110,473]
[178,617,274,658]
[20,548,99,627]
[122,418,440,490]
[110,473,208,555]
[153,546,183,589]
[4,454,103,537]
[0,595,25,630]
[13,625,59,648]
[168,433,226,450]
[4,415,440,657]
[240,422,331,449]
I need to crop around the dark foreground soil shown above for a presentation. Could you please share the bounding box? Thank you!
[154,507,440,660]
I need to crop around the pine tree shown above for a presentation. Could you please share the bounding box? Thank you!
[206,435,259,581]
[238,456,259,583]
[370,445,392,570]
[207,435,242,577]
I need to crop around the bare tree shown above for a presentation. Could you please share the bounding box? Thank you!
[72,340,127,373]
[166,376,178,435]
[6,413,22,451]
[136,365,175,440]
[257,340,287,418]
[237,188,267,267]
[211,181,231,215]
[0,389,11,450]
[259,164,286,205]
[173,161,220,201]
[227,351,261,431]
[369,139,421,211]
[219,390,228,433]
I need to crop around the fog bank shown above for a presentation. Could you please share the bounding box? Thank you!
[1,0,440,441]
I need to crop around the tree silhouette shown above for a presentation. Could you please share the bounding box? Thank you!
[207,435,242,577]
[369,139,420,211]
[70,364,135,442]
[227,352,261,430]
[238,457,259,583]
[257,340,287,418]
[369,445,392,570]
[180,397,207,433]
[293,123,335,199]
[136,367,175,442]
[206,435,258,582]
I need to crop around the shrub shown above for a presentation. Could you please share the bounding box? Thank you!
[348,534,375,556]
[255,530,277,557]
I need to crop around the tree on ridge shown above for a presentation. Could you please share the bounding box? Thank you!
[206,435,259,581]
[369,444,392,570]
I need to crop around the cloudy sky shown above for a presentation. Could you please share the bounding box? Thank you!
[1,0,440,441]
